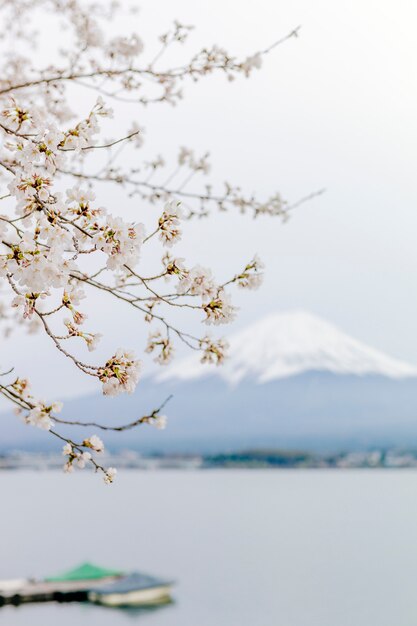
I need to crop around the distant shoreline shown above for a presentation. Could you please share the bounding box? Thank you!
[2,448,417,470]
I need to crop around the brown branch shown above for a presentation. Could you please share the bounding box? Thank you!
[53,395,173,431]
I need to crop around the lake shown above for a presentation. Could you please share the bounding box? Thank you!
[1,469,417,625]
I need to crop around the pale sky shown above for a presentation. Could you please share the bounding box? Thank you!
[2,0,417,400]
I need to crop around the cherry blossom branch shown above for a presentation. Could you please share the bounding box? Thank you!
[0,1,312,483]
[53,395,173,432]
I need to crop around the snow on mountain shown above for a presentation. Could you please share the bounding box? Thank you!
[159,311,417,384]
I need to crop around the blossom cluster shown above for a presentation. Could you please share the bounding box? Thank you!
[146,331,175,365]
[99,350,142,396]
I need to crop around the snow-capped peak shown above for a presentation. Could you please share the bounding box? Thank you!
[158,310,417,384]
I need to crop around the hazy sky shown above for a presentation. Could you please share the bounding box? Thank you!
[2,0,417,400]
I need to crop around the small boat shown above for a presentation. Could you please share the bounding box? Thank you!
[0,563,173,608]
[88,572,173,607]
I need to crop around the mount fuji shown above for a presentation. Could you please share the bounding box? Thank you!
[3,311,417,453]
[159,311,417,384]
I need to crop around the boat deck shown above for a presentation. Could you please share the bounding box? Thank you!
[0,576,119,605]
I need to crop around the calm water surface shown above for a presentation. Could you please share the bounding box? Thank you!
[1,469,417,626]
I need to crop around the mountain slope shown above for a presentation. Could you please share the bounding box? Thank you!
[2,311,417,453]
[4,371,417,454]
